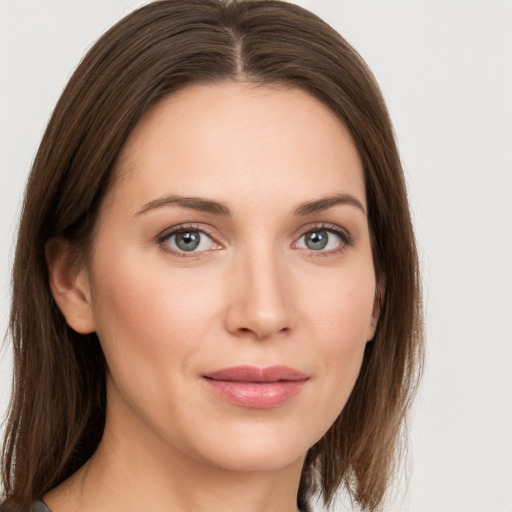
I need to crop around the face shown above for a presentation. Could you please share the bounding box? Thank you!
[71,82,378,473]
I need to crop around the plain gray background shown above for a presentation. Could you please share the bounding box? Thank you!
[1,1,511,511]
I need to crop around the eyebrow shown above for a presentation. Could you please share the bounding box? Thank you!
[136,195,232,216]
[136,192,366,217]
[294,194,366,216]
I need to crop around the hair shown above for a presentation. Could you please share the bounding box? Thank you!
[1,1,423,511]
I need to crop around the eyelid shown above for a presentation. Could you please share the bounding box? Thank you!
[155,221,353,258]
[293,222,354,253]
[156,223,223,256]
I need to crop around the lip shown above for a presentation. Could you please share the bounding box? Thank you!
[202,365,308,409]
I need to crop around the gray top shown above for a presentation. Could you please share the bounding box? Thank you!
[32,502,51,512]
[2,498,308,512]
[0,501,51,512]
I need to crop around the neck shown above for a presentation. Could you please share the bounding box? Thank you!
[84,437,303,512]
[44,392,305,512]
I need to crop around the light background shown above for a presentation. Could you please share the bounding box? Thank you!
[0,1,511,511]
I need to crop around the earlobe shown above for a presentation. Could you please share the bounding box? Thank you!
[45,237,96,334]
[367,281,385,341]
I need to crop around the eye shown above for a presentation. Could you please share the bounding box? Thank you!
[295,226,350,253]
[161,227,217,254]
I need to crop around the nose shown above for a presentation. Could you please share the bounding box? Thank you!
[224,247,295,340]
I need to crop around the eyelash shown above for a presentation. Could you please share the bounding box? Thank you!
[157,223,219,258]
[296,223,354,257]
[156,222,354,258]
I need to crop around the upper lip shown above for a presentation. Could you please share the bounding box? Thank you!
[203,365,308,382]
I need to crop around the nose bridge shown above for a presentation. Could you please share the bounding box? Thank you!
[225,238,294,339]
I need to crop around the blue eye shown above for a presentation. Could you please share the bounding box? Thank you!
[163,229,215,253]
[296,229,344,252]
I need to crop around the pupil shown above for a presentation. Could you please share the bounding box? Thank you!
[306,230,328,250]
[176,231,200,251]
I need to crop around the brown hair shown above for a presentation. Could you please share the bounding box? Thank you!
[1,1,423,511]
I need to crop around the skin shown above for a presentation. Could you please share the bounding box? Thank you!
[46,82,380,512]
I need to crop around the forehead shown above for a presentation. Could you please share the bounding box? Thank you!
[110,81,365,212]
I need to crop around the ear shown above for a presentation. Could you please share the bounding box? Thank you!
[45,237,96,334]
[367,279,385,341]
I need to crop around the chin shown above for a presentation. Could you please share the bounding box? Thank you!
[186,420,321,474]
[204,446,306,474]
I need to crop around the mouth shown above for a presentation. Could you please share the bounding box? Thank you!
[202,365,309,409]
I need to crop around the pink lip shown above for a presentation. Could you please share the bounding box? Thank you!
[202,365,308,409]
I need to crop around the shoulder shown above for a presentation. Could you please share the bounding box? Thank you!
[0,501,52,512]
[32,502,52,512]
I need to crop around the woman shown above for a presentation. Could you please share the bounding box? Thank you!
[1,1,423,511]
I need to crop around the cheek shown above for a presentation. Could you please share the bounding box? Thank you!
[298,266,375,425]
[302,261,376,348]
[87,245,220,396]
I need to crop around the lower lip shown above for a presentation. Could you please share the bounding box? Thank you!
[203,379,307,408]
